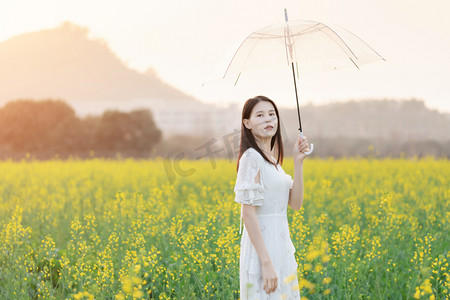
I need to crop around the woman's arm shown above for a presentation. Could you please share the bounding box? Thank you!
[242,203,278,294]
[288,162,304,210]
[241,169,278,294]
[242,204,271,265]
[289,134,309,210]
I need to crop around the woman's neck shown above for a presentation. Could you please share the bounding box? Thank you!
[256,140,272,156]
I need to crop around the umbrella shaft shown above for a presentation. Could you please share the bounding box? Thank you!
[291,62,303,133]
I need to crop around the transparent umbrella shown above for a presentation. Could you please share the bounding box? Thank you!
[208,9,385,155]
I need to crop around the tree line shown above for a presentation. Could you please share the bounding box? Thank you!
[1,99,448,161]
[0,99,162,160]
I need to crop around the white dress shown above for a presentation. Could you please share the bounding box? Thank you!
[234,147,300,300]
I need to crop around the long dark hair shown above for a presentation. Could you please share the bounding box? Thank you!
[236,95,284,172]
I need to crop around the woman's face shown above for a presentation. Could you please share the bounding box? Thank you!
[243,101,278,139]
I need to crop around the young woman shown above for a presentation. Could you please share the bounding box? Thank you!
[234,95,309,299]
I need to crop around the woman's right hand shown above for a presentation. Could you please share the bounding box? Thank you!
[262,260,278,294]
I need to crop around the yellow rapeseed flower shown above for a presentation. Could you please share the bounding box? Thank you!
[323,277,332,285]
[133,290,144,299]
[134,265,141,273]
[122,277,133,294]
[132,276,142,285]
[423,285,432,294]
[314,264,323,273]
[298,278,315,290]
[74,292,84,300]
[83,292,94,300]
[306,250,321,261]
[115,293,125,300]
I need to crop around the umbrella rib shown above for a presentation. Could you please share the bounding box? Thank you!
[283,27,292,65]
[319,26,359,60]
[288,28,324,38]
[240,38,265,73]
[278,22,326,39]
[250,23,324,40]
[250,33,284,39]
[349,57,360,69]
[289,23,325,37]
[224,36,265,81]
[222,32,254,79]
[335,26,386,61]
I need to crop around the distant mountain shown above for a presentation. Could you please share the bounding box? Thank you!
[0,22,198,104]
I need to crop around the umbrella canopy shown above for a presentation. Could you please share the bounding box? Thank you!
[206,10,385,155]
[223,19,385,85]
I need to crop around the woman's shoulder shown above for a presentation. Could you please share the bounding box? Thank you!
[240,147,264,163]
[242,147,261,158]
[245,148,277,164]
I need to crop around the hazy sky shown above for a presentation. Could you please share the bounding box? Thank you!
[1,0,449,113]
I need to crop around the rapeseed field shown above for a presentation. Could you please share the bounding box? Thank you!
[0,156,448,299]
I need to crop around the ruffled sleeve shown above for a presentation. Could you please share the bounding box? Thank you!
[234,149,264,206]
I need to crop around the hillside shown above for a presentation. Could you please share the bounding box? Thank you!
[0,22,198,104]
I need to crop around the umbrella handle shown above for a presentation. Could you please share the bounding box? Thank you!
[304,144,314,155]
[300,131,314,155]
